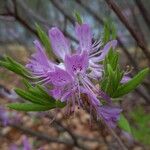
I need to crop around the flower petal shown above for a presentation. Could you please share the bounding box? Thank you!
[64,51,89,75]
[23,136,32,150]
[49,27,70,60]
[121,75,131,83]
[98,106,122,128]
[50,67,72,86]
[91,40,117,62]
[75,24,92,52]
[80,87,101,106]
[32,40,51,67]
[26,40,54,78]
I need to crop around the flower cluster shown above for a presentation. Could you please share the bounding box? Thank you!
[26,23,125,128]
[0,106,20,126]
[10,136,32,150]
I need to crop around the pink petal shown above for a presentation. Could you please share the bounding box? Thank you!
[26,40,54,78]
[49,27,70,60]
[75,24,92,52]
[121,75,131,83]
[98,106,122,128]
[91,40,117,62]
[32,40,51,67]
[50,67,72,86]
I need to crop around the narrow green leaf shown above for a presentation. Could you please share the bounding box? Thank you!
[15,85,66,109]
[8,103,57,111]
[15,88,45,105]
[118,114,132,134]
[103,22,110,44]
[111,23,117,39]
[113,68,149,98]
[36,24,52,57]
[74,12,83,24]
[0,57,31,79]
[22,79,32,89]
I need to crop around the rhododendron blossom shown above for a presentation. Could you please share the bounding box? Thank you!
[26,23,122,128]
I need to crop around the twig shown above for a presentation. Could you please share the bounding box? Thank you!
[4,0,77,42]
[134,0,150,31]
[105,0,150,62]
[45,113,79,148]
[50,0,75,25]
[125,0,147,46]
[10,123,74,145]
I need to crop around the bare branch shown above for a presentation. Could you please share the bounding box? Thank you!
[134,0,150,31]
[105,0,150,62]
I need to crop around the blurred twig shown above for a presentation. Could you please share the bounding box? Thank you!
[134,0,150,31]
[0,0,77,43]
[105,0,150,63]
[10,123,74,145]
[50,0,75,25]
[125,1,147,46]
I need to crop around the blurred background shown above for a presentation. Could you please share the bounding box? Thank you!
[0,0,150,149]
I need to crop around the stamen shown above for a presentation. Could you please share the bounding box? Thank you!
[31,76,50,85]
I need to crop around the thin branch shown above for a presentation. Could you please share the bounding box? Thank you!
[4,0,77,42]
[10,123,74,145]
[105,0,150,62]
[125,1,147,46]
[134,0,150,31]
[50,0,75,25]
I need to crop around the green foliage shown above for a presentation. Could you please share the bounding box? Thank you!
[101,49,123,97]
[0,56,31,79]
[118,114,132,134]
[103,19,116,44]
[74,11,83,24]
[130,107,150,145]
[101,19,149,98]
[36,24,53,58]
[113,68,149,98]
[8,80,65,111]
[8,103,57,111]
[101,49,149,98]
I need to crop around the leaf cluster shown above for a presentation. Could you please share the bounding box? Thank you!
[130,107,150,145]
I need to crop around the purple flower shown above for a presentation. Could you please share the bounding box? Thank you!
[97,106,122,128]
[26,23,121,128]
[0,106,20,126]
[49,27,70,60]
[0,107,9,126]
[26,40,55,85]
[10,144,18,150]
[23,136,32,150]
[10,136,32,150]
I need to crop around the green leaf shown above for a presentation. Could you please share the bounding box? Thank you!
[36,24,53,57]
[74,12,83,24]
[111,23,117,39]
[103,21,110,44]
[8,103,57,111]
[15,88,48,105]
[130,106,150,145]
[0,56,31,79]
[118,114,132,134]
[14,83,65,109]
[113,68,149,98]
[22,79,32,89]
